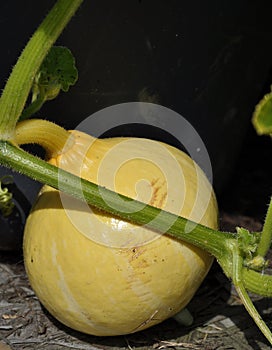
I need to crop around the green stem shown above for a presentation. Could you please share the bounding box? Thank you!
[242,269,272,297]
[0,140,231,259]
[15,119,72,157]
[0,0,83,139]
[19,92,46,121]
[1,140,272,299]
[257,196,272,258]
[232,244,272,345]
[236,282,272,345]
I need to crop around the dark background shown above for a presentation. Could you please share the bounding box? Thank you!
[1,0,272,197]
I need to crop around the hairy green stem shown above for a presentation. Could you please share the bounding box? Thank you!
[15,119,71,157]
[242,269,272,297]
[0,140,230,258]
[257,196,272,258]
[232,245,272,345]
[19,92,46,121]
[1,140,272,299]
[0,0,83,139]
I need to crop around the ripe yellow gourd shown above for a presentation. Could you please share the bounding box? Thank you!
[23,129,218,336]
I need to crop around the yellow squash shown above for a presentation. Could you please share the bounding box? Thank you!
[23,130,218,336]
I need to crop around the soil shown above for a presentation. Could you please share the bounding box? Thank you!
[0,126,272,350]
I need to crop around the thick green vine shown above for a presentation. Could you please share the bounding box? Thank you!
[0,0,83,139]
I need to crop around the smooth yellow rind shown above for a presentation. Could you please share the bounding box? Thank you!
[24,132,218,336]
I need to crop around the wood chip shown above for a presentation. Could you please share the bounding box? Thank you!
[0,326,13,330]
[1,315,17,320]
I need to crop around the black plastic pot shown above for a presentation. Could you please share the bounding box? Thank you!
[1,1,272,250]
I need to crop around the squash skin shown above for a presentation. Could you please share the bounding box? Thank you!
[23,131,218,336]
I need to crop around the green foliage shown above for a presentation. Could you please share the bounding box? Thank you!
[237,227,258,259]
[252,88,272,136]
[37,45,78,97]
[20,46,78,120]
[237,227,268,271]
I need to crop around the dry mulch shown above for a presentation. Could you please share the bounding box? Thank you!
[1,129,272,350]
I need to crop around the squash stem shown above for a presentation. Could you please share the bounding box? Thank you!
[15,119,73,158]
[0,140,230,259]
[242,268,272,297]
[256,196,272,258]
[0,0,83,140]
[19,92,46,122]
[232,244,272,345]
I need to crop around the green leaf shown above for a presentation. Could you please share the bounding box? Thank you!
[252,89,272,136]
[37,45,78,99]
[237,227,268,271]
[237,227,258,257]
[20,46,78,120]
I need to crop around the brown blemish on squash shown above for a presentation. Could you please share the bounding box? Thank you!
[128,247,146,262]
[149,178,167,208]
